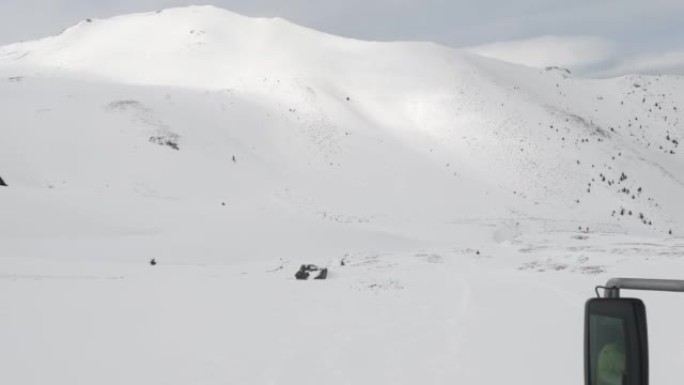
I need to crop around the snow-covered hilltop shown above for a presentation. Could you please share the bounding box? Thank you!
[1,5,363,87]
[1,7,684,385]
[0,5,469,89]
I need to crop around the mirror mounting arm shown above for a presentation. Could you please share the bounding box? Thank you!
[603,278,684,298]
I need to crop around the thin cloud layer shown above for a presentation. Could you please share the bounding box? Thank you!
[464,36,615,72]
[602,50,684,77]
[465,35,684,78]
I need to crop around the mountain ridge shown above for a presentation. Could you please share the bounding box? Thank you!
[0,5,683,259]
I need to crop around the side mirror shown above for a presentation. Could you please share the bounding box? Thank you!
[585,298,648,385]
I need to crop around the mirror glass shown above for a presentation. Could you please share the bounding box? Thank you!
[585,298,648,385]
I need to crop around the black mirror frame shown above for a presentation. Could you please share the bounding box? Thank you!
[585,298,649,385]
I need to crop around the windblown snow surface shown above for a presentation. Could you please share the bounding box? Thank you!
[1,6,684,385]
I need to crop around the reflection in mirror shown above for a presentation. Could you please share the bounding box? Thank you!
[589,314,626,385]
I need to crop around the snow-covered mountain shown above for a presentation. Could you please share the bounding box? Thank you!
[1,6,684,385]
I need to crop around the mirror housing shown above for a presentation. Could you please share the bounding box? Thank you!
[585,298,648,385]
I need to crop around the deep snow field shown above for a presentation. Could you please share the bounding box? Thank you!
[1,6,684,385]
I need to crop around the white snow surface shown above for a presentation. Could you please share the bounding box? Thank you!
[1,5,684,385]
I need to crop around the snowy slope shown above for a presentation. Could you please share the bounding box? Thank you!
[1,5,684,385]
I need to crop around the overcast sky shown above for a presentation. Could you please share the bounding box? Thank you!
[1,0,684,77]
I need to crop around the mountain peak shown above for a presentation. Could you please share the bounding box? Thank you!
[0,5,385,87]
[0,5,476,90]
